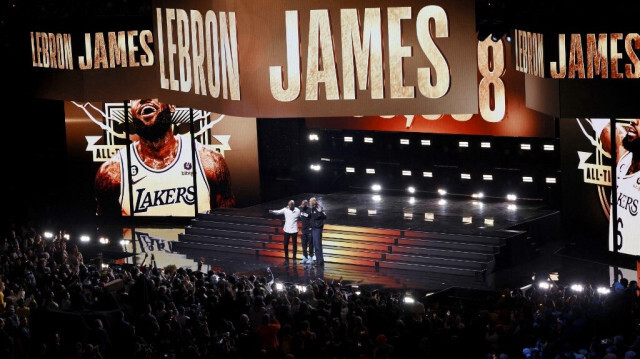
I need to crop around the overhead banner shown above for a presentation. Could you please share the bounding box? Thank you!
[28,0,478,117]
[307,38,556,137]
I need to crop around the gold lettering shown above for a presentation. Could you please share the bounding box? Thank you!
[204,11,220,98]
[176,10,192,92]
[157,8,169,88]
[478,37,505,122]
[270,10,301,102]
[586,34,608,78]
[41,32,49,68]
[63,34,73,70]
[341,8,383,100]
[139,30,154,66]
[219,12,241,100]
[30,32,36,67]
[537,33,544,76]
[166,8,180,90]
[78,33,92,70]
[108,31,127,68]
[610,33,623,79]
[126,30,140,67]
[625,33,640,79]
[568,34,585,78]
[388,7,414,99]
[305,9,340,101]
[416,5,450,99]
[48,33,57,69]
[550,34,566,78]
[93,32,108,69]
[190,10,206,95]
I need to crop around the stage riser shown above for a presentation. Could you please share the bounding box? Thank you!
[198,214,505,245]
[174,240,484,277]
[186,226,499,254]
[180,233,492,263]
[177,237,489,270]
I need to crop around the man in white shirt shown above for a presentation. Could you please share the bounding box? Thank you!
[269,200,300,265]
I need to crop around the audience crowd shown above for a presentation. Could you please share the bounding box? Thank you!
[1,227,639,359]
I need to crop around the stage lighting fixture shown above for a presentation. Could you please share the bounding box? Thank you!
[507,204,517,211]
[403,296,415,304]
[101,263,109,270]
[423,171,433,178]
[425,213,435,221]
[459,141,469,148]
[320,158,331,162]
[520,144,531,150]
[119,239,129,246]
[309,134,319,141]
[597,286,611,294]
[472,192,484,199]
[44,232,54,239]
[546,177,557,184]
[346,167,355,173]
[402,170,412,176]
[472,201,484,207]
[484,218,494,226]
[295,285,307,293]
[355,290,362,296]
[99,237,109,244]
[461,173,471,180]
[570,284,584,293]
[310,164,321,171]
[368,209,377,215]
[275,283,284,291]
[462,216,472,224]
[505,34,512,42]
[371,184,382,192]
[407,186,416,194]
[522,176,533,183]
[63,233,70,240]
[438,189,447,196]
[507,194,517,201]
[481,142,491,148]
[404,212,413,219]
[348,208,357,215]
[491,34,499,42]
[344,136,353,142]
[400,139,410,145]
[544,144,555,151]
[80,235,90,242]
[538,282,550,290]
[372,195,381,202]
[409,197,416,204]
[438,199,447,206]
[366,168,375,174]
[421,139,431,146]
[483,174,493,181]
[364,137,374,143]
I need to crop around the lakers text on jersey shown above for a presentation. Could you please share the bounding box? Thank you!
[118,135,211,216]
[609,151,640,255]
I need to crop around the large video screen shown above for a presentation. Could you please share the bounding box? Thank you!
[65,99,261,217]
[561,118,640,255]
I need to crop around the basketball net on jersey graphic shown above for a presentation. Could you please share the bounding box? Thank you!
[71,101,231,162]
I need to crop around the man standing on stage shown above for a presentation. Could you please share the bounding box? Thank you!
[298,200,313,264]
[269,200,300,265]
[309,197,326,266]
[590,118,640,254]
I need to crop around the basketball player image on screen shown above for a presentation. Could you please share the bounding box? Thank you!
[95,98,235,216]
[591,118,640,254]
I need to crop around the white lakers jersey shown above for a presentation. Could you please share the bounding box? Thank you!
[118,135,211,216]
[609,151,640,255]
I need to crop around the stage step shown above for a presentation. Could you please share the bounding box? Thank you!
[188,223,501,254]
[174,238,485,277]
[177,234,490,270]
[180,210,515,278]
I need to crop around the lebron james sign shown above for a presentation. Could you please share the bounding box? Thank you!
[28,0,478,117]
